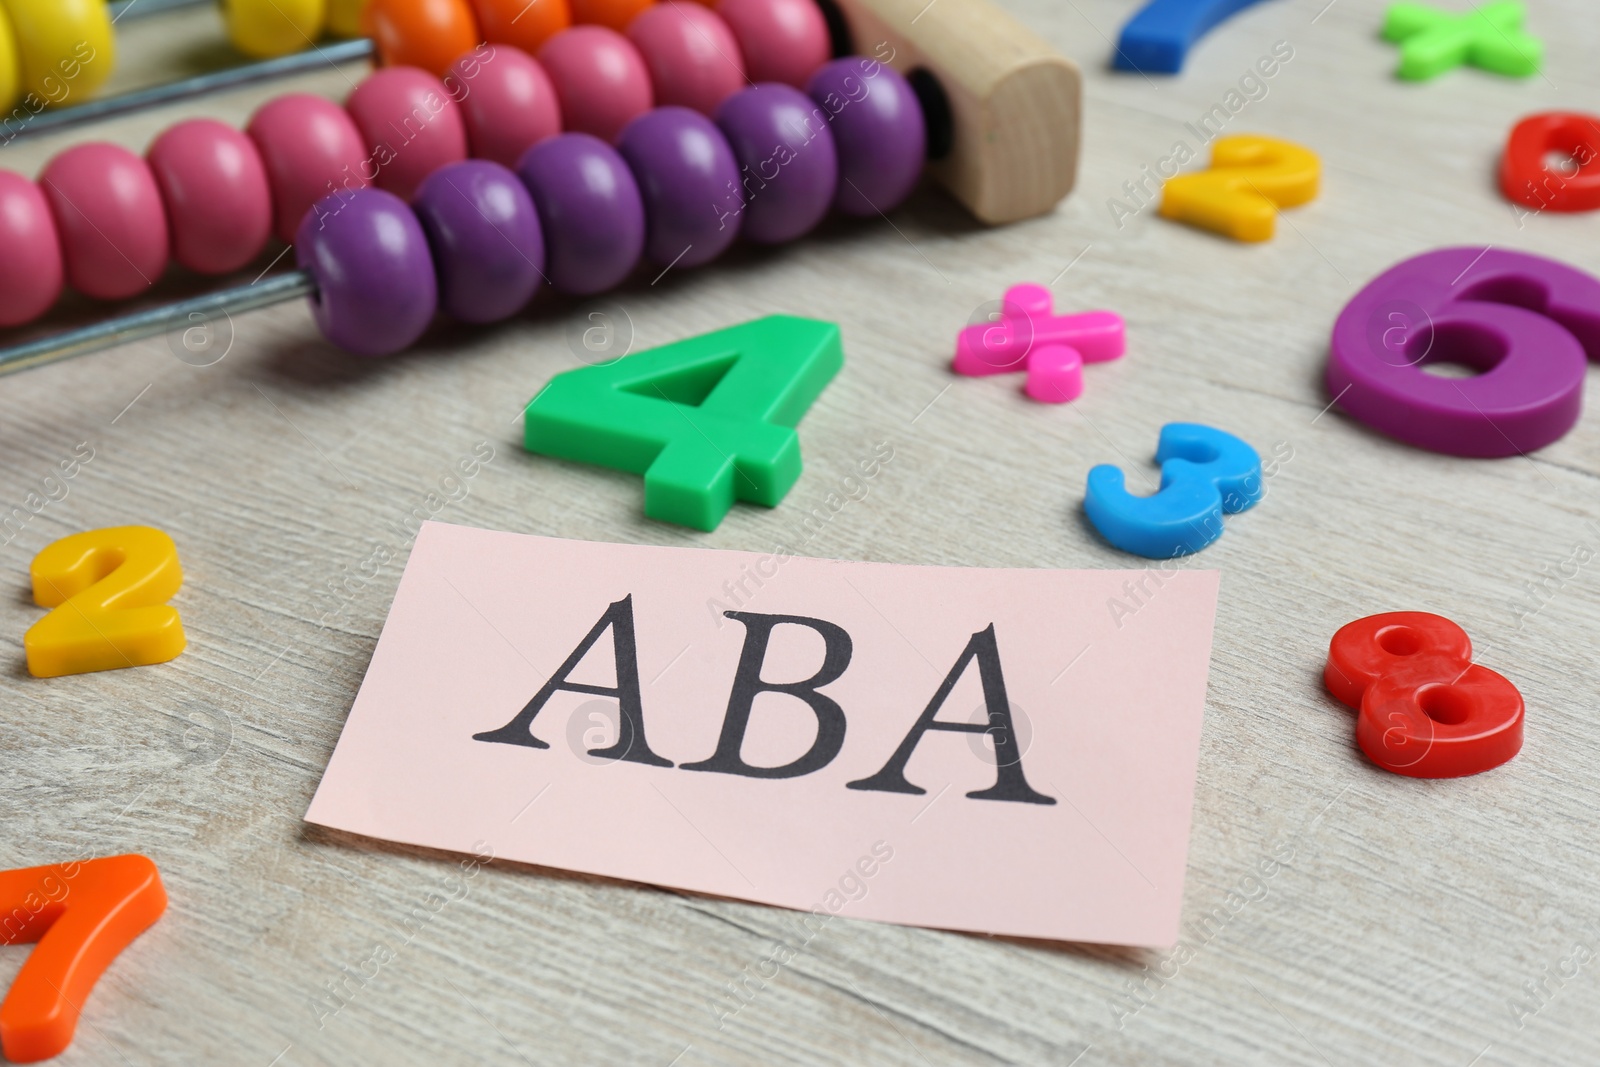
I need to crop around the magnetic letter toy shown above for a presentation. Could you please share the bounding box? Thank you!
[1083,423,1263,558]
[953,284,1124,404]
[0,855,168,1064]
[1113,0,1276,74]
[25,526,187,678]
[1381,2,1541,81]
[523,315,843,531]
[1160,134,1319,242]
[1500,112,1600,213]
[1327,247,1600,457]
[1324,612,1523,778]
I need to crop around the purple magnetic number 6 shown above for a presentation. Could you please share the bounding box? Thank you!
[1328,247,1600,457]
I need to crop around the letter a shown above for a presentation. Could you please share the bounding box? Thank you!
[472,595,672,766]
[682,612,852,778]
[847,624,1054,804]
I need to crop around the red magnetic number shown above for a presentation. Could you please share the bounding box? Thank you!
[1324,612,1523,779]
[1500,111,1600,213]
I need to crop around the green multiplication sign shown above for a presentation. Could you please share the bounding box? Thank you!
[524,316,844,531]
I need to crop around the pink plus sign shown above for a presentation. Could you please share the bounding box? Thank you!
[953,284,1125,403]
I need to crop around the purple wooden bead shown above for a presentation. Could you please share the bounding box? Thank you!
[516,133,646,296]
[714,83,838,245]
[295,188,438,356]
[806,58,925,217]
[414,160,545,325]
[617,106,743,269]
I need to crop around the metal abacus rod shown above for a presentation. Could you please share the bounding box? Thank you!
[9,39,375,142]
[0,274,312,376]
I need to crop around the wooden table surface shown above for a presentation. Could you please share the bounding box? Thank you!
[2,1,1598,1064]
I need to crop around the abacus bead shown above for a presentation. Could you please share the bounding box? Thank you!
[469,0,570,55]
[570,0,654,32]
[617,107,741,267]
[40,143,169,301]
[346,67,469,201]
[715,84,837,244]
[295,188,437,355]
[327,0,368,37]
[715,0,828,88]
[0,171,62,327]
[221,0,327,60]
[414,160,545,323]
[147,119,273,275]
[516,133,645,295]
[0,7,19,114]
[364,0,480,77]
[626,2,744,115]
[806,58,924,216]
[4,0,114,103]
[450,45,561,168]
[537,26,653,143]
[248,93,370,243]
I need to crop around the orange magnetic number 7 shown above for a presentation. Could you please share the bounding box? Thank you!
[24,526,187,678]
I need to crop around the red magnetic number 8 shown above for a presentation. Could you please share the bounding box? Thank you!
[1500,111,1600,213]
[1324,612,1523,779]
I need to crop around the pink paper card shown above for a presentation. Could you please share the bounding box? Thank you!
[306,522,1220,947]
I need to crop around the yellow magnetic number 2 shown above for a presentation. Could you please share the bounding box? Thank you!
[1160,135,1321,243]
[24,526,187,679]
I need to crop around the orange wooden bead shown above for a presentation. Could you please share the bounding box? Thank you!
[470,0,571,53]
[364,0,481,76]
[571,0,654,31]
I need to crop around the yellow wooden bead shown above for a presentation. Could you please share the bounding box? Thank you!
[25,526,187,678]
[326,0,369,38]
[221,0,328,59]
[0,6,20,116]
[1159,135,1320,243]
[3,0,115,105]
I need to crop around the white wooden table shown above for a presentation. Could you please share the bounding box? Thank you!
[2,1,1598,1063]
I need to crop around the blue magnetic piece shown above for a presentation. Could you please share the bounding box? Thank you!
[1113,0,1276,74]
[1083,423,1263,559]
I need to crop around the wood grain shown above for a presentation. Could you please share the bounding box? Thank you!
[1,1,1598,1064]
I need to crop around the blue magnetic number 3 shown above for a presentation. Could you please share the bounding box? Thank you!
[1084,423,1263,559]
[1115,0,1277,74]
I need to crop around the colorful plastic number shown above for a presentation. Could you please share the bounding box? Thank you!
[1328,247,1600,457]
[1159,135,1319,242]
[1083,423,1262,558]
[953,284,1124,404]
[24,526,187,678]
[1381,2,1541,81]
[1324,612,1523,778]
[524,315,844,531]
[1500,112,1600,213]
[0,855,168,1064]
[1114,0,1275,74]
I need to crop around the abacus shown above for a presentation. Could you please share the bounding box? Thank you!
[0,0,1079,372]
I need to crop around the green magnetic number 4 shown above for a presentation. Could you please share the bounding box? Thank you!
[524,315,844,531]
[1381,2,1542,81]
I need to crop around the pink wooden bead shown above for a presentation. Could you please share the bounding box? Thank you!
[248,93,371,243]
[715,0,829,88]
[40,143,169,301]
[538,26,654,143]
[346,67,469,201]
[147,119,273,275]
[449,44,561,168]
[0,171,64,327]
[626,2,745,115]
